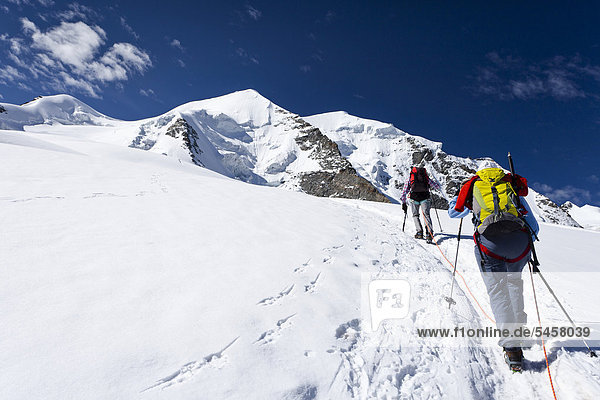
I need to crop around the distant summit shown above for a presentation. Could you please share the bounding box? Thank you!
[0,94,113,130]
[0,89,581,225]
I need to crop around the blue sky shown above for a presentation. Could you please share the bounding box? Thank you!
[1,1,599,206]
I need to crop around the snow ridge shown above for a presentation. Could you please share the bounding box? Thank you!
[0,90,580,225]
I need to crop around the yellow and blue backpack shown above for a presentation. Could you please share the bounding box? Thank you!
[472,168,525,235]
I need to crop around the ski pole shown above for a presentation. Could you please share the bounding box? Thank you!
[434,202,443,233]
[444,217,463,308]
[530,262,598,357]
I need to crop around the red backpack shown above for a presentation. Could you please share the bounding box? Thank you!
[410,167,429,194]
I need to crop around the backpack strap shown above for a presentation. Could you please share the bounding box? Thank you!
[501,173,528,196]
[454,175,479,211]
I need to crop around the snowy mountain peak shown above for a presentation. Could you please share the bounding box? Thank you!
[306,111,409,140]
[560,202,600,231]
[0,90,584,225]
[0,93,113,130]
[173,88,277,128]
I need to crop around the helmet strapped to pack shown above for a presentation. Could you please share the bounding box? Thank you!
[472,168,525,235]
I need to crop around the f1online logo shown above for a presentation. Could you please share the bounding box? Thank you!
[368,279,411,331]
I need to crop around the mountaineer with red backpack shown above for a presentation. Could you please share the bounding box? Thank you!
[401,167,446,244]
[448,163,539,372]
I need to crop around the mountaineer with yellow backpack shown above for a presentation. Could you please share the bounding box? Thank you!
[448,161,539,372]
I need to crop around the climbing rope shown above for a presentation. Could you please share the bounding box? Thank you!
[417,206,558,398]
[529,262,558,400]
[419,208,496,324]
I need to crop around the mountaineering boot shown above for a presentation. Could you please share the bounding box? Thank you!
[503,347,523,373]
[414,231,423,239]
[425,232,433,244]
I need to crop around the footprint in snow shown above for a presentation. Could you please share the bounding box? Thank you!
[304,272,322,293]
[254,314,296,345]
[256,284,294,306]
[294,259,311,273]
[83,192,126,199]
[142,337,238,392]
[11,195,65,202]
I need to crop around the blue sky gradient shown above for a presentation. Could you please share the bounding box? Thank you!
[1,1,599,206]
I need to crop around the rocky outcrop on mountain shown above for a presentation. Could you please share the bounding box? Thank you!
[304,111,581,227]
[401,137,484,209]
[304,112,483,209]
[560,202,600,231]
[299,168,391,202]
[294,118,352,172]
[534,193,582,227]
[288,115,389,201]
[0,90,585,224]
[166,118,204,167]
[0,105,6,114]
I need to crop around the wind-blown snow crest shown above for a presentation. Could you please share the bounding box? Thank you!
[0,94,115,130]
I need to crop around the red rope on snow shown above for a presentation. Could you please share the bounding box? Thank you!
[529,262,558,400]
[419,208,496,324]
[417,208,558,398]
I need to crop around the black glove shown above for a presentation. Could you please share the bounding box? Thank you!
[402,203,407,213]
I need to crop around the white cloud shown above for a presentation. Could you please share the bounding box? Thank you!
[92,42,151,81]
[235,47,259,65]
[120,17,139,40]
[311,53,324,62]
[177,59,185,68]
[56,2,97,21]
[533,182,593,206]
[170,39,183,51]
[246,5,262,20]
[139,88,155,97]
[8,0,54,5]
[299,65,311,73]
[474,53,598,101]
[58,71,101,98]
[25,18,107,72]
[0,18,151,98]
[0,65,26,82]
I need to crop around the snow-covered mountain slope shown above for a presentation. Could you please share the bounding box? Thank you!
[0,94,115,130]
[561,202,600,231]
[1,127,599,399]
[527,192,582,227]
[304,111,581,227]
[1,91,388,202]
[0,91,581,224]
